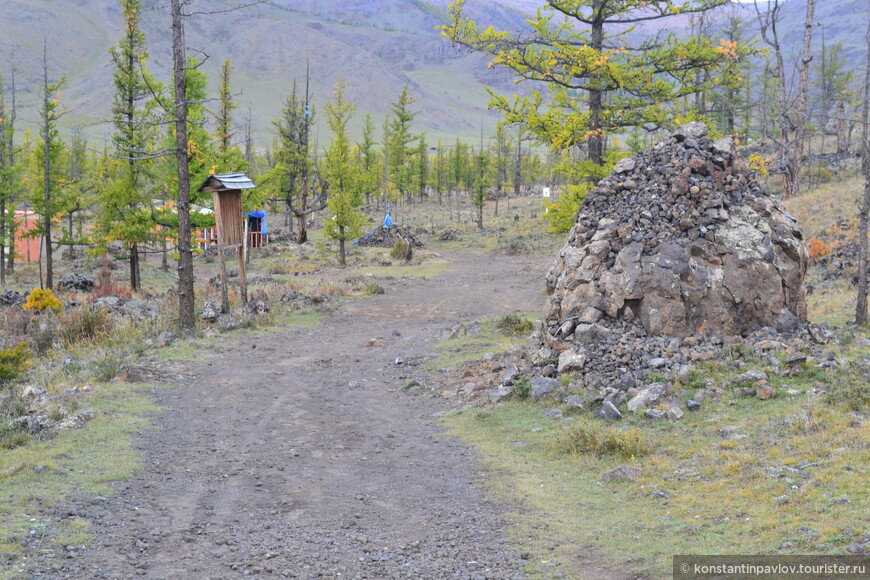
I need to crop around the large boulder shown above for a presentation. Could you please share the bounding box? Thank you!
[543,123,808,349]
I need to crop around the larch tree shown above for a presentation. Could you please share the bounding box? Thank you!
[441,0,736,168]
[413,134,429,203]
[323,81,364,266]
[385,86,418,203]
[0,69,18,285]
[814,41,854,155]
[271,74,317,243]
[211,58,247,172]
[471,142,489,230]
[33,47,65,291]
[103,0,159,292]
[215,58,237,156]
[356,113,381,208]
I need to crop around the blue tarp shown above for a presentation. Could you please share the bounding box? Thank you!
[246,211,267,235]
[383,205,393,228]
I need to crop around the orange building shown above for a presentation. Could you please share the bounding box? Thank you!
[12,210,40,264]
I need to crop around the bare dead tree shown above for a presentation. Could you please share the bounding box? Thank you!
[171,0,196,331]
[754,0,816,199]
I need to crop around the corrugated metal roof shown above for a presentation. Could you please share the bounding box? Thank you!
[199,172,255,191]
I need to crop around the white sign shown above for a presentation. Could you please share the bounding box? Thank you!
[542,187,551,198]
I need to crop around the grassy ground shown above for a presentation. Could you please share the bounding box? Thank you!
[431,175,870,579]
[4,183,868,578]
[442,346,870,578]
[0,379,160,578]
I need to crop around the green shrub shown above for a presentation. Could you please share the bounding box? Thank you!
[826,369,870,411]
[0,342,31,385]
[390,239,410,260]
[23,288,63,313]
[362,280,386,295]
[495,312,534,336]
[89,351,126,383]
[30,314,60,355]
[59,307,115,346]
[558,418,652,459]
[512,377,531,399]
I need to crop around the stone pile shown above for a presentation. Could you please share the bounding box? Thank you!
[355,225,424,248]
[539,123,809,389]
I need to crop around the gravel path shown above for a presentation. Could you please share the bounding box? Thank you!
[35,252,548,579]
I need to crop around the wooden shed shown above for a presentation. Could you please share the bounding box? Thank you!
[198,172,256,313]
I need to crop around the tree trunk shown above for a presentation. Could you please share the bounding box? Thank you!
[0,198,5,285]
[588,3,605,166]
[855,15,870,326]
[836,101,850,155]
[130,242,140,293]
[161,228,169,271]
[172,0,195,331]
[338,225,346,265]
[785,0,816,199]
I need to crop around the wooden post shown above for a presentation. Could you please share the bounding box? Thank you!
[213,191,230,314]
[240,216,249,304]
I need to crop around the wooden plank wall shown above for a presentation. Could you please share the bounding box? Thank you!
[213,190,243,246]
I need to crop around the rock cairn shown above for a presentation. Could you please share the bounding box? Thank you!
[355,225,424,248]
[539,123,809,388]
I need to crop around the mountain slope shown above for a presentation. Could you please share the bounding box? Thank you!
[0,0,527,147]
[0,0,865,149]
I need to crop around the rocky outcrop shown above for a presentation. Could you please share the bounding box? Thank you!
[543,123,808,352]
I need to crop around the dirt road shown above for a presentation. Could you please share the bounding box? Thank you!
[41,251,548,579]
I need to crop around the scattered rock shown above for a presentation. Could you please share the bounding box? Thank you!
[597,400,622,420]
[756,381,776,400]
[729,369,768,385]
[645,409,668,420]
[58,273,94,292]
[627,382,669,412]
[246,289,270,314]
[500,365,519,386]
[666,398,684,420]
[564,395,588,411]
[489,387,512,403]
[530,377,559,399]
[557,349,586,373]
[601,465,641,482]
[0,289,24,306]
[199,301,222,323]
[686,399,701,411]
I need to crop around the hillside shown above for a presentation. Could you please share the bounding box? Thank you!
[0,0,865,149]
[0,0,528,147]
